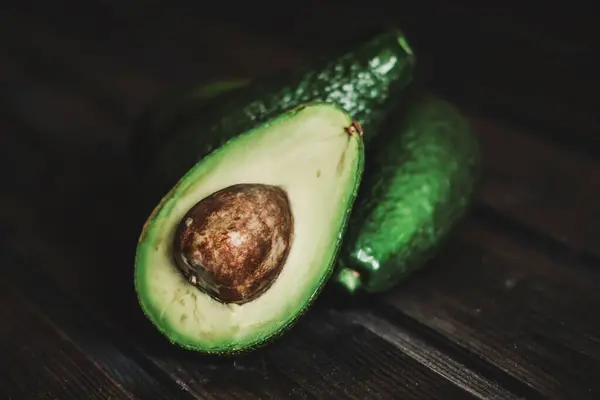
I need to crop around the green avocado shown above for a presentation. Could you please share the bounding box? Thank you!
[130,29,415,214]
[336,92,481,293]
[131,29,481,354]
[134,102,364,354]
[134,78,481,296]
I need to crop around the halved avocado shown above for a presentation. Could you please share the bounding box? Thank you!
[134,102,364,354]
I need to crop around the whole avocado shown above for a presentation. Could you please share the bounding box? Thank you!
[335,91,481,294]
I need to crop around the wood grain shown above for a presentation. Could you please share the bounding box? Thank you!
[1,103,491,398]
[138,311,483,400]
[471,114,600,259]
[338,311,521,399]
[380,218,600,399]
[0,246,202,400]
[1,232,487,399]
[1,2,599,399]
[0,278,133,400]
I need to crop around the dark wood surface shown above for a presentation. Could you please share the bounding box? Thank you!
[2,1,599,399]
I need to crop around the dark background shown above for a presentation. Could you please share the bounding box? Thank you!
[1,1,599,399]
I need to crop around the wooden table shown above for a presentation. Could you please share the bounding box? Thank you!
[2,2,599,399]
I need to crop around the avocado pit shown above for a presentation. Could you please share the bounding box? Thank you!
[173,183,294,304]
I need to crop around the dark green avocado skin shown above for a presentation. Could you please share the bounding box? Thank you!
[336,92,481,293]
[129,29,415,213]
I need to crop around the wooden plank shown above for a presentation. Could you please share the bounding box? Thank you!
[1,6,599,398]
[2,235,511,399]
[0,120,499,399]
[0,247,204,400]
[0,93,503,397]
[0,60,517,400]
[379,218,600,400]
[0,278,133,400]
[337,310,523,399]
[470,114,600,258]
[0,166,497,399]
[0,103,544,400]
[140,310,489,399]
[1,117,577,398]
[0,240,305,400]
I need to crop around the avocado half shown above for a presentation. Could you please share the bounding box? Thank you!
[134,102,364,354]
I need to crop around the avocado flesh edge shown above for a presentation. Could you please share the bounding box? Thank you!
[135,102,364,353]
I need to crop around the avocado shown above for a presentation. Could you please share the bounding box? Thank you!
[130,29,415,212]
[134,102,365,354]
[336,92,481,294]
[135,78,481,295]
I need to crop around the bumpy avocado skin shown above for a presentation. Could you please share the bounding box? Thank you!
[130,29,415,199]
[336,93,481,294]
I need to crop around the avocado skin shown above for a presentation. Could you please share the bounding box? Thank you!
[336,92,481,293]
[130,29,415,207]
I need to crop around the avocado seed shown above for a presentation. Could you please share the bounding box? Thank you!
[173,183,294,304]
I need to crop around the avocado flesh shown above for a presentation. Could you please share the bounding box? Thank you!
[135,102,364,353]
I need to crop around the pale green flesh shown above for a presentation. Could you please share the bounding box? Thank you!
[135,103,364,353]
